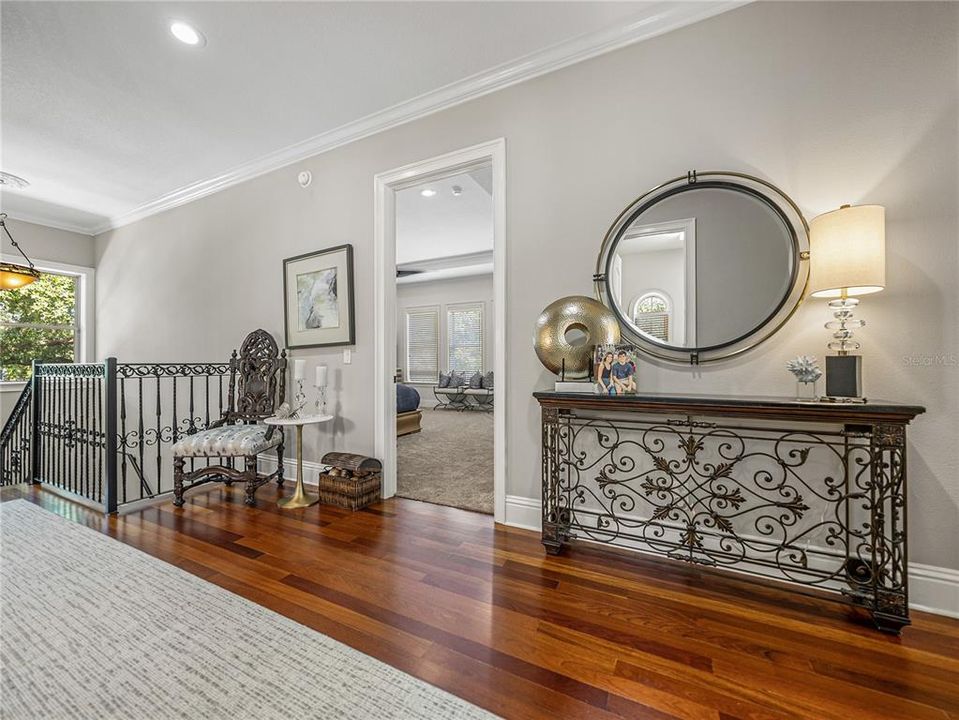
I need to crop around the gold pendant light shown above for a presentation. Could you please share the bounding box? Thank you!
[0,213,40,290]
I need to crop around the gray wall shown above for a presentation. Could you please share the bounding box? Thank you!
[396,274,495,407]
[638,189,792,346]
[94,3,959,570]
[2,218,95,268]
[619,248,686,344]
[1,218,95,425]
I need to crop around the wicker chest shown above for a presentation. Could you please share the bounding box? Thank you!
[318,452,382,511]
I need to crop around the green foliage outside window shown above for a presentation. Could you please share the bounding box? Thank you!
[0,272,78,381]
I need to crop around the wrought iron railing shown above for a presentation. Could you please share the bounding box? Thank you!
[115,363,231,505]
[1,383,32,487]
[33,362,111,505]
[0,359,230,511]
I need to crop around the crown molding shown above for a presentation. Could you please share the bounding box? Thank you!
[91,1,747,236]
[398,249,494,273]
[397,251,495,285]
[3,211,96,236]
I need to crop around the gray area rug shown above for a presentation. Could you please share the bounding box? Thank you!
[397,408,493,514]
[0,500,497,720]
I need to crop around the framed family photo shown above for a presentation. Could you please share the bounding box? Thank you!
[283,244,356,349]
[594,344,639,395]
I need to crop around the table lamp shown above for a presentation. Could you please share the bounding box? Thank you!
[808,204,886,401]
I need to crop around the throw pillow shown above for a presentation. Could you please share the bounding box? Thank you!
[469,372,484,389]
[438,373,451,388]
[449,371,465,387]
[482,371,494,389]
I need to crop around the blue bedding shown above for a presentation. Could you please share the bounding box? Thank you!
[396,384,421,414]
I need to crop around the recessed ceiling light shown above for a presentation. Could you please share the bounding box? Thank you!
[170,21,205,47]
[451,185,463,197]
[420,188,437,198]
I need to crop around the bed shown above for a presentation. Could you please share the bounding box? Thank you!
[396,384,422,437]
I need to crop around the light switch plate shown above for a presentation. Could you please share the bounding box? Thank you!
[343,348,352,365]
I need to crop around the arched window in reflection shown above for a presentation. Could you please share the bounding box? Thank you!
[632,292,671,342]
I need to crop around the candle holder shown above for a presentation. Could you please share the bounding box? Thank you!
[314,364,329,416]
[290,379,307,418]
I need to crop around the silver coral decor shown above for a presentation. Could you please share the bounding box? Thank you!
[786,355,823,401]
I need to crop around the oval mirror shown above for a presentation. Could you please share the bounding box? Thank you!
[595,172,809,363]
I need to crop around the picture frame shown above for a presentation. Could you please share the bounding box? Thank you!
[283,244,356,349]
[594,344,639,395]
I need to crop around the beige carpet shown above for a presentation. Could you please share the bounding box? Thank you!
[397,408,493,514]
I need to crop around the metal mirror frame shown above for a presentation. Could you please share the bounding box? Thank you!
[594,171,810,364]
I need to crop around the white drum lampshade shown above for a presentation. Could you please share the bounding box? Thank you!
[809,203,886,400]
[809,205,886,298]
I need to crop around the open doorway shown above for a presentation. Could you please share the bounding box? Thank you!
[394,167,494,513]
[373,140,506,522]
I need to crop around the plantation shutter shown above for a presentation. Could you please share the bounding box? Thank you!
[633,293,670,343]
[447,304,484,375]
[406,307,439,383]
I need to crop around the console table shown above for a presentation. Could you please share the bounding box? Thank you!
[534,391,925,633]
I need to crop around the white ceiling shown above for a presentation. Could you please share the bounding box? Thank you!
[0,1,741,234]
[396,168,492,266]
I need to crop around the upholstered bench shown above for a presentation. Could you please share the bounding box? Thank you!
[433,385,469,410]
[433,370,494,411]
[462,387,493,410]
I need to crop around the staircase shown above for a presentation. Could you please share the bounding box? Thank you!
[1,383,32,487]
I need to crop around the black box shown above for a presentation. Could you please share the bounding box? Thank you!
[825,355,862,399]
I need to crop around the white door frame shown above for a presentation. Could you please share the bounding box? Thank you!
[373,138,507,523]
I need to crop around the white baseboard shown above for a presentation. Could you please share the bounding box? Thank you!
[500,496,959,619]
[910,563,959,619]
[504,495,541,531]
[258,456,324,487]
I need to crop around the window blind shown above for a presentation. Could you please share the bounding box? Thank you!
[635,313,669,342]
[406,307,439,384]
[447,304,484,375]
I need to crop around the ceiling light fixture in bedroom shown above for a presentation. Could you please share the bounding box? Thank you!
[420,188,437,198]
[451,185,463,196]
[170,21,205,47]
[0,172,30,190]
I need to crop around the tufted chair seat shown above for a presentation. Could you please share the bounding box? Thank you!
[172,425,280,458]
[172,329,287,508]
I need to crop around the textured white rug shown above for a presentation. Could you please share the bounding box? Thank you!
[0,500,497,720]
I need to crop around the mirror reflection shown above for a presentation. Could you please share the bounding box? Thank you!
[609,187,795,349]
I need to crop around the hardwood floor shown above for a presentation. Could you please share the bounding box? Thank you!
[3,482,958,720]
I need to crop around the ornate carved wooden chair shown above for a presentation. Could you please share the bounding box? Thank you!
[172,329,286,507]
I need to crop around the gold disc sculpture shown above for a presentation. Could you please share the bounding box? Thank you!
[533,296,621,379]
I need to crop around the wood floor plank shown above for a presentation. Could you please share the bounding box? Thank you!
[467,541,959,664]
[3,483,958,720]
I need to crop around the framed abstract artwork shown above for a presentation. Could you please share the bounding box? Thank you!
[283,244,355,349]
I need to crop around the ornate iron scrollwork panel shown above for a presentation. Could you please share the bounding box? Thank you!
[539,402,913,633]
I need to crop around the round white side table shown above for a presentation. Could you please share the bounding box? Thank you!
[263,414,333,509]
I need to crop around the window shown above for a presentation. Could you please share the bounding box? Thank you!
[0,270,80,382]
[447,303,484,374]
[406,306,439,384]
[632,292,670,343]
